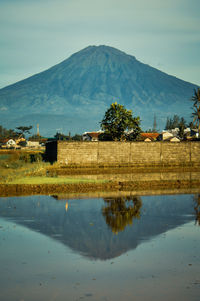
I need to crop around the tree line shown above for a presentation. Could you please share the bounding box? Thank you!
[0,126,33,139]
[99,88,200,141]
[1,88,199,142]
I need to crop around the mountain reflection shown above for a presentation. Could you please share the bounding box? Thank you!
[0,194,197,260]
[102,196,142,234]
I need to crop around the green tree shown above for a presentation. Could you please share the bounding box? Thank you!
[165,117,172,130]
[165,115,187,130]
[29,134,41,140]
[188,121,195,129]
[172,114,180,128]
[16,126,32,137]
[178,117,187,138]
[179,123,185,139]
[72,134,82,141]
[0,125,18,139]
[100,102,141,141]
[191,88,200,134]
[54,132,69,141]
[165,115,178,130]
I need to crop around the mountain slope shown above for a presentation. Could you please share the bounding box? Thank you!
[0,45,198,135]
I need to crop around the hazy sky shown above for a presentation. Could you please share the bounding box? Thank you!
[0,0,199,88]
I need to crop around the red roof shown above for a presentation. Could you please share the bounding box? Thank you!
[141,133,160,139]
[0,138,9,143]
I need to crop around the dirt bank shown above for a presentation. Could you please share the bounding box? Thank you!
[47,164,200,175]
[1,179,200,197]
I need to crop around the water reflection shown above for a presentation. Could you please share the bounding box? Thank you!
[102,196,142,234]
[1,192,200,301]
[0,193,198,261]
[194,194,200,225]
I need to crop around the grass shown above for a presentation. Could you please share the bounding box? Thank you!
[0,163,47,183]
[0,154,12,160]
[8,176,107,185]
[1,149,200,189]
[0,149,48,183]
[0,149,108,185]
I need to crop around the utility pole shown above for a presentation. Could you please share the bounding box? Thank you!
[37,123,40,137]
[153,114,157,132]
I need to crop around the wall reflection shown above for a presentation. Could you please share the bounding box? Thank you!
[102,196,142,234]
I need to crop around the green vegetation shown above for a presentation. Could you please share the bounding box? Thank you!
[191,88,200,133]
[0,154,11,161]
[0,150,107,185]
[165,114,188,139]
[0,125,33,140]
[164,89,200,138]
[15,125,33,137]
[0,125,18,139]
[1,149,200,196]
[19,152,43,163]
[8,176,106,185]
[53,132,82,141]
[165,115,187,130]
[100,102,141,141]
[0,150,46,183]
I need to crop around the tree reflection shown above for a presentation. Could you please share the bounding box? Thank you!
[194,194,200,225]
[102,196,142,234]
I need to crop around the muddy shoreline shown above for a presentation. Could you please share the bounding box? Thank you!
[1,179,200,197]
[47,165,200,175]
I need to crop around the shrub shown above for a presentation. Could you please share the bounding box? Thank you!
[19,152,43,163]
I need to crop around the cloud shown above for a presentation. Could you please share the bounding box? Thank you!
[1,0,199,39]
[1,0,199,30]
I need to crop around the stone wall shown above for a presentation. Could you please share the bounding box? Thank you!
[48,141,200,166]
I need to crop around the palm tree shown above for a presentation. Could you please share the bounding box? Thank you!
[191,88,200,134]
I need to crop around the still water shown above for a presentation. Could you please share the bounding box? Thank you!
[0,193,200,301]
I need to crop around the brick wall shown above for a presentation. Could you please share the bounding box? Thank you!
[51,141,200,166]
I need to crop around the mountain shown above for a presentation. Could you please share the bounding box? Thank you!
[0,45,198,135]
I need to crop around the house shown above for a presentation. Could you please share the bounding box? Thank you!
[15,137,26,145]
[190,129,199,139]
[143,137,154,142]
[158,131,174,141]
[0,139,20,149]
[170,128,179,136]
[158,131,182,142]
[0,138,9,145]
[6,139,16,147]
[27,141,40,148]
[167,136,180,142]
[82,131,103,141]
[140,133,160,141]
[184,128,191,135]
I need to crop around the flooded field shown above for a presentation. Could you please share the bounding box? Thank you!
[0,191,200,301]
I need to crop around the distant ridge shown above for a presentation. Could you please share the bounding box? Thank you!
[0,45,198,135]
